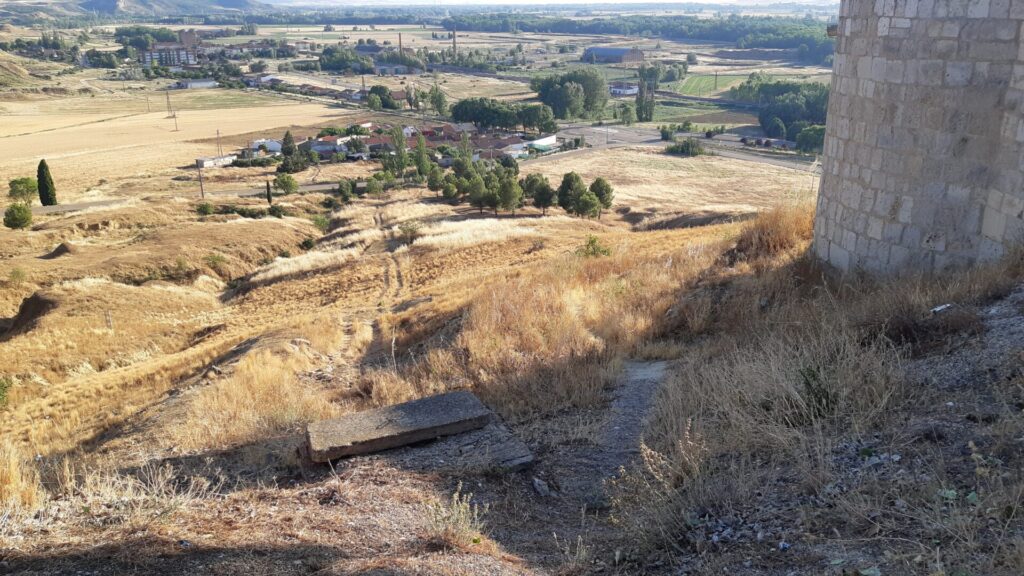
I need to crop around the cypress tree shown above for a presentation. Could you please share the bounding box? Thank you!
[266,180,273,205]
[37,159,56,206]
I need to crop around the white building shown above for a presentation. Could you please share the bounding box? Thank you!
[196,155,237,169]
[250,139,283,154]
[177,78,218,90]
[609,82,640,97]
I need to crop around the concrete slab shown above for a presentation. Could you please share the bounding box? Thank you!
[306,391,493,463]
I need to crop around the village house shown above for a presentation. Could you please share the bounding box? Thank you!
[249,139,283,154]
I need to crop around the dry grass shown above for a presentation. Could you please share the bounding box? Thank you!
[523,148,811,225]
[0,440,42,517]
[733,202,814,260]
[248,247,361,286]
[415,219,540,251]
[171,316,346,451]
[607,206,1024,567]
[361,228,730,420]
[426,482,489,550]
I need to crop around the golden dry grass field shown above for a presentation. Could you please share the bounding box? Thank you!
[3,43,1020,576]
[522,146,813,227]
[0,87,357,204]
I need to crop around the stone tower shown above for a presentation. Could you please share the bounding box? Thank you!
[814,0,1024,274]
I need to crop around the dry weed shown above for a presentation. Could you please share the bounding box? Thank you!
[733,202,814,260]
[426,482,488,550]
[0,440,42,517]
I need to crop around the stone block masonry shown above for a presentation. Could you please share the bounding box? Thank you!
[814,0,1024,273]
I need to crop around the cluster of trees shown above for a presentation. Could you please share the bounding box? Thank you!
[659,121,695,140]
[421,143,612,218]
[450,98,558,133]
[4,160,56,230]
[277,131,314,174]
[665,138,706,157]
[113,26,178,51]
[530,69,608,119]
[444,14,835,65]
[729,72,828,149]
[318,45,374,74]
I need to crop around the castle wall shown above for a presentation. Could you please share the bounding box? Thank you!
[814,0,1024,273]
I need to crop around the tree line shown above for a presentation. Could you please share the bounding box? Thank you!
[444,14,835,65]
[450,98,558,133]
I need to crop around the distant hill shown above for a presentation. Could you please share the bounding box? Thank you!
[80,0,267,16]
[0,0,266,22]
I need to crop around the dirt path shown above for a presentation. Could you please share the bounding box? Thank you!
[544,360,668,506]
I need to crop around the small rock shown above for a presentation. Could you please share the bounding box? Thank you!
[778,541,791,551]
[531,477,551,497]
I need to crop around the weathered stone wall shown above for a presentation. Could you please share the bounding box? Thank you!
[814,0,1024,273]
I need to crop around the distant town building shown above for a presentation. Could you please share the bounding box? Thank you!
[143,43,198,68]
[250,139,283,154]
[373,64,421,76]
[581,46,645,64]
[609,81,640,96]
[176,78,218,89]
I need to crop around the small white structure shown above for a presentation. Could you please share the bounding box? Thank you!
[196,155,237,169]
[177,78,218,90]
[609,82,639,96]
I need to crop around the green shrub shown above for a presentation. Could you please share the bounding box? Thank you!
[300,238,316,250]
[576,235,611,258]
[268,204,287,218]
[3,203,32,229]
[196,202,214,216]
[310,214,330,233]
[8,268,27,286]
[203,253,227,272]
[398,221,422,246]
[665,138,705,157]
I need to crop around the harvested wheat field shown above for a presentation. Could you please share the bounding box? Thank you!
[522,147,813,228]
[0,90,355,203]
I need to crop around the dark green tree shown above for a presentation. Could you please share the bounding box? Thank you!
[37,160,56,206]
[281,131,297,157]
[338,179,353,203]
[573,189,602,218]
[265,180,273,205]
[427,165,444,195]
[557,172,587,213]
[498,175,524,215]
[414,134,431,177]
[589,177,614,219]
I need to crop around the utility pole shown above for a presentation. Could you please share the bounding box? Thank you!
[173,113,179,132]
[216,129,222,157]
[197,164,205,199]
[165,92,173,117]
